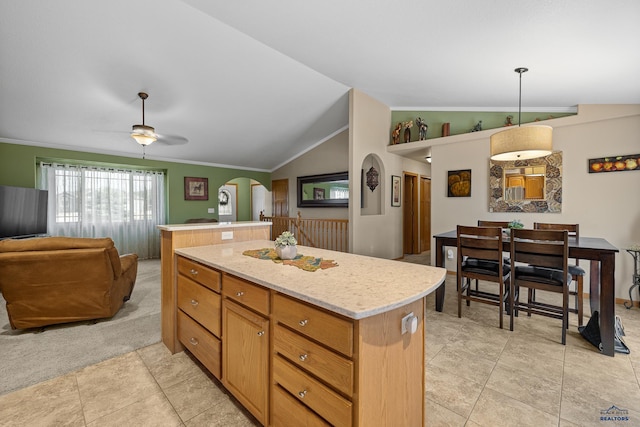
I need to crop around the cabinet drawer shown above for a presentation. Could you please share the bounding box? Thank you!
[222,274,270,315]
[177,275,221,337]
[177,256,221,292]
[273,294,353,357]
[272,384,331,427]
[273,356,352,427]
[177,310,221,379]
[274,325,353,396]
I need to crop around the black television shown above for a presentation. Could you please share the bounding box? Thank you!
[0,185,49,239]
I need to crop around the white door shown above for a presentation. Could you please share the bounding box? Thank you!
[251,184,272,220]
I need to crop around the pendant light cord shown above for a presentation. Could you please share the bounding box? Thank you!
[515,67,528,127]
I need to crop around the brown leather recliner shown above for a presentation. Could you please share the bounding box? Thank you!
[0,236,138,329]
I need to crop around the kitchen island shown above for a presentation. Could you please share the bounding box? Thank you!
[158,221,271,353]
[171,240,446,426]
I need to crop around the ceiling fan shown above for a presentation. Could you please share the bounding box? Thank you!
[129,92,188,149]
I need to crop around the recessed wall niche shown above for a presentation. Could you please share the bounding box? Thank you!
[489,151,562,213]
[361,153,383,216]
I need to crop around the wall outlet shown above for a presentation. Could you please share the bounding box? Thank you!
[221,231,233,240]
[207,208,215,213]
[401,312,418,335]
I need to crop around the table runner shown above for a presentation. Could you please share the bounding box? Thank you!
[243,248,338,272]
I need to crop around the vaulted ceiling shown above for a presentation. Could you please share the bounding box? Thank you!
[1,0,638,171]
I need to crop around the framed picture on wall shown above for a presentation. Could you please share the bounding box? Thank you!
[447,169,471,197]
[313,187,325,200]
[184,177,208,201]
[391,175,401,207]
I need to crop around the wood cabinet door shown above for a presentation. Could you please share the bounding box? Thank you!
[525,175,544,199]
[506,175,525,188]
[222,300,269,425]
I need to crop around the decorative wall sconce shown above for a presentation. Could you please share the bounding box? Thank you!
[366,165,379,192]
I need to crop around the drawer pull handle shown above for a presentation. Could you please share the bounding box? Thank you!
[236,291,244,297]
[190,269,198,276]
[190,299,199,307]
[257,330,265,337]
[298,390,307,399]
[298,319,308,327]
[299,353,308,362]
[189,337,199,346]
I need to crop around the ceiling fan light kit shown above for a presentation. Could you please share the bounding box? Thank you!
[490,67,553,161]
[131,124,157,146]
[131,92,157,146]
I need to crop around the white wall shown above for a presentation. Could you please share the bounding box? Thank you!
[349,89,430,259]
[430,104,640,300]
[272,129,349,220]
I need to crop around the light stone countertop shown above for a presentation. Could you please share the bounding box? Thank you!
[157,221,270,232]
[176,240,446,320]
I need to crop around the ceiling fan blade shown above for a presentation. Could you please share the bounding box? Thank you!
[155,133,189,145]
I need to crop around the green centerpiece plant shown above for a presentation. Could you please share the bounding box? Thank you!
[504,219,524,236]
[508,219,524,229]
[275,231,298,260]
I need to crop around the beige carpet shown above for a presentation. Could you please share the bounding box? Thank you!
[0,259,161,396]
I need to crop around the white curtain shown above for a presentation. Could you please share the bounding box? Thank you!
[39,162,165,259]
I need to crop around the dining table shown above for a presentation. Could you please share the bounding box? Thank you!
[433,230,620,356]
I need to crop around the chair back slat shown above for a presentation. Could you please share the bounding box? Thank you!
[533,222,579,239]
[533,222,580,266]
[457,226,502,262]
[511,229,568,270]
[477,220,510,228]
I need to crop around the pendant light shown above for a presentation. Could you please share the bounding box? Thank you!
[490,68,552,161]
[131,92,157,146]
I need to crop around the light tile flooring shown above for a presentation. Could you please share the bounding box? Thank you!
[1,275,639,426]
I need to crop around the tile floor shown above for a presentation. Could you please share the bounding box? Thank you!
[1,275,639,426]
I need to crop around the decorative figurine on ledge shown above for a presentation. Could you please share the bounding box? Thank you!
[402,120,414,143]
[416,117,428,140]
[391,122,402,145]
[470,120,483,132]
[504,115,514,126]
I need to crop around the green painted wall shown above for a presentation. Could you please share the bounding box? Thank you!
[390,110,575,142]
[227,177,252,221]
[0,142,270,224]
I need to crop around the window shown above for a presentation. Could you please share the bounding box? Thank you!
[39,162,165,258]
[329,186,349,199]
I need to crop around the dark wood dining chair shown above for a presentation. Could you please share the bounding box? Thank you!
[457,225,511,329]
[533,222,584,326]
[509,228,571,344]
[476,220,512,294]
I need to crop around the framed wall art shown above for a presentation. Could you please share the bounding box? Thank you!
[448,169,471,197]
[313,187,326,200]
[588,154,640,173]
[184,177,208,201]
[391,175,401,207]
